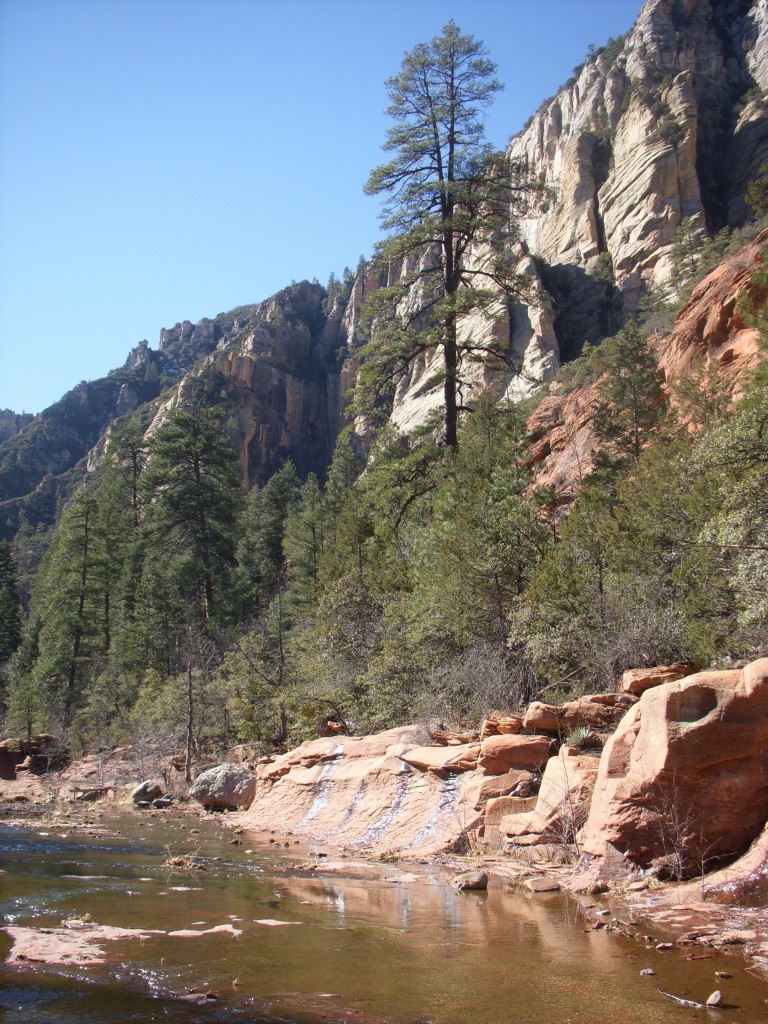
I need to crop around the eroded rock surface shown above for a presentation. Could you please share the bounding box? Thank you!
[522,694,635,735]
[525,229,768,497]
[578,658,768,881]
[501,749,600,850]
[620,663,693,696]
[241,726,528,858]
[510,0,768,316]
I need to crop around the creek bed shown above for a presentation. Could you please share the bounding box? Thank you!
[1,807,765,1023]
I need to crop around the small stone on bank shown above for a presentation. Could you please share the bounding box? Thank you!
[525,876,561,893]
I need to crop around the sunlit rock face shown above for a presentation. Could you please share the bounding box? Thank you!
[523,227,768,499]
[509,0,768,351]
[144,280,349,487]
[363,0,768,437]
[240,726,547,859]
[577,658,768,882]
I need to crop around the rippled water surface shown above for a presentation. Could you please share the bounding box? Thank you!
[1,809,765,1023]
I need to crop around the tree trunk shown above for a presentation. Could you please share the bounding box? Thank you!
[185,661,194,783]
[443,316,459,448]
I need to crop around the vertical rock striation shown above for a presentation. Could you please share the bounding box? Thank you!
[509,0,768,357]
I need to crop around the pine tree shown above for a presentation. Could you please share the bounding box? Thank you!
[141,406,242,627]
[0,542,22,666]
[283,473,327,618]
[28,490,103,727]
[235,461,299,622]
[592,322,665,466]
[359,21,541,448]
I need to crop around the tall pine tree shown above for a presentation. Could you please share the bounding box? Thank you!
[359,21,540,447]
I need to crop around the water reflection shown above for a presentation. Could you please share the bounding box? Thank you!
[0,812,765,1024]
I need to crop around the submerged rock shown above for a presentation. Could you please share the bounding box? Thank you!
[452,870,488,892]
[525,876,561,893]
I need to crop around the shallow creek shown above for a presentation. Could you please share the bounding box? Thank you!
[1,809,766,1023]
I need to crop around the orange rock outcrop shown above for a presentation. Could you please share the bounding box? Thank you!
[525,230,768,498]
[578,658,768,882]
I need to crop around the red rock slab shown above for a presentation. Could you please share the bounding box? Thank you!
[620,663,694,696]
[478,734,552,774]
[256,726,424,782]
[398,743,480,773]
[580,658,768,881]
[523,694,635,734]
[484,795,537,849]
[462,769,535,811]
[510,749,599,842]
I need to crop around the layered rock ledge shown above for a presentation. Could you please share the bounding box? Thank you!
[237,658,768,913]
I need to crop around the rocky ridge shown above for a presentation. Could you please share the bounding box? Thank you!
[2,1,766,549]
[511,0,768,319]
[0,410,34,445]
[0,281,351,549]
[141,280,349,487]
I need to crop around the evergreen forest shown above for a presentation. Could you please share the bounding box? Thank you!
[1,20,767,771]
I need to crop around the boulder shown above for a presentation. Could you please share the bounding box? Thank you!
[480,714,524,738]
[452,869,488,891]
[579,658,768,881]
[522,701,561,733]
[525,876,561,893]
[501,749,599,846]
[620,663,694,696]
[189,764,257,811]
[562,694,636,732]
[523,694,635,735]
[477,734,552,775]
[131,780,164,805]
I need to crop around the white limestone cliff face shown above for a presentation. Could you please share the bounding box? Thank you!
[350,250,560,439]
[509,0,768,303]
[143,1,767,454]
[361,0,768,438]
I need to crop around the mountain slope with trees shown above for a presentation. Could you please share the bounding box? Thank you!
[1,0,767,772]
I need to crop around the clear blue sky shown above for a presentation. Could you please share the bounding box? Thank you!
[0,0,641,415]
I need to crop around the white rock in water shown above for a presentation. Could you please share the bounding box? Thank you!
[706,990,723,1007]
